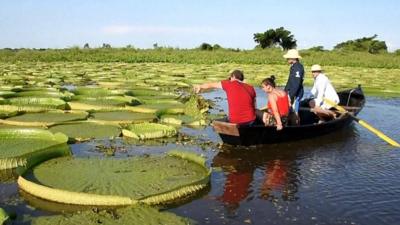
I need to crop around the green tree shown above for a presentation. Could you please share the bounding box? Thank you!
[199,43,213,51]
[334,35,387,54]
[212,44,222,50]
[253,27,297,50]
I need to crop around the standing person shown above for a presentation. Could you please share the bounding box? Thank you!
[257,75,290,131]
[309,64,340,121]
[283,49,304,119]
[194,70,256,125]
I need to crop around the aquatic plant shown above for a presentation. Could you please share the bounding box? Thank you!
[0,110,88,127]
[0,128,70,170]
[31,205,192,225]
[122,123,177,140]
[19,150,210,206]
[49,121,121,142]
[0,208,8,225]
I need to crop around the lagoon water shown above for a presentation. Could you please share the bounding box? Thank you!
[1,89,400,225]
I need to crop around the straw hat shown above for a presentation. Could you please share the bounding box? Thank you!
[311,64,323,72]
[283,49,302,59]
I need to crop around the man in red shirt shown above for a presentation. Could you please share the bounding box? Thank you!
[194,70,256,125]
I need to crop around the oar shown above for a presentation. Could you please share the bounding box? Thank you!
[324,98,400,147]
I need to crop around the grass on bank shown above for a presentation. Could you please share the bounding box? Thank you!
[1,48,400,69]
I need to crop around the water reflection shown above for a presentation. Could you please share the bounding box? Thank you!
[213,147,300,212]
[211,126,360,214]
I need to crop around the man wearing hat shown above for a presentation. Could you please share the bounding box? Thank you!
[309,64,340,121]
[283,49,304,118]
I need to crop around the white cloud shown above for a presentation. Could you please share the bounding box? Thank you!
[101,25,220,36]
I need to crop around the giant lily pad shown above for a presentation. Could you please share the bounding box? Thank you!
[15,90,73,99]
[71,95,140,106]
[0,107,19,119]
[31,206,192,225]
[72,87,124,96]
[0,90,16,98]
[137,97,181,105]
[8,97,68,110]
[49,122,121,141]
[0,104,52,114]
[19,150,210,206]
[122,123,177,140]
[90,111,156,125]
[125,89,178,97]
[0,128,69,170]
[129,103,185,115]
[1,110,88,127]
[160,114,207,126]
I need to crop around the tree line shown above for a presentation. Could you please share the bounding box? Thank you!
[253,27,389,54]
[1,27,398,54]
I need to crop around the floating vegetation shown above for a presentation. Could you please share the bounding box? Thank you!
[90,111,156,125]
[0,107,19,119]
[125,89,178,97]
[1,110,88,127]
[19,150,210,206]
[7,97,68,110]
[0,208,8,225]
[49,122,121,142]
[72,87,125,97]
[0,90,16,98]
[122,123,177,140]
[2,59,396,223]
[160,114,207,126]
[71,95,141,106]
[0,128,69,170]
[31,206,192,225]
[15,90,73,99]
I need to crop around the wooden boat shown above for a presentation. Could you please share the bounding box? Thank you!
[212,85,365,146]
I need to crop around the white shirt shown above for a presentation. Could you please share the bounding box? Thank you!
[311,73,339,109]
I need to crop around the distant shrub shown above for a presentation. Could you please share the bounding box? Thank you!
[199,43,213,51]
[334,35,387,54]
[308,46,325,52]
[212,44,222,50]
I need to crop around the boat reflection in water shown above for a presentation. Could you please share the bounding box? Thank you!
[212,126,359,213]
[213,147,300,212]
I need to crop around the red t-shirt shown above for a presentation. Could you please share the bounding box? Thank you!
[221,80,256,124]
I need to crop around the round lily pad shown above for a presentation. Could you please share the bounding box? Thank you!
[2,110,88,127]
[49,122,121,141]
[90,111,156,124]
[19,150,210,206]
[0,128,69,170]
[122,123,177,140]
[8,97,67,109]
[160,114,207,126]
[31,206,192,225]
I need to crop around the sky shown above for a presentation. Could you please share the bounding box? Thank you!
[1,0,399,51]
